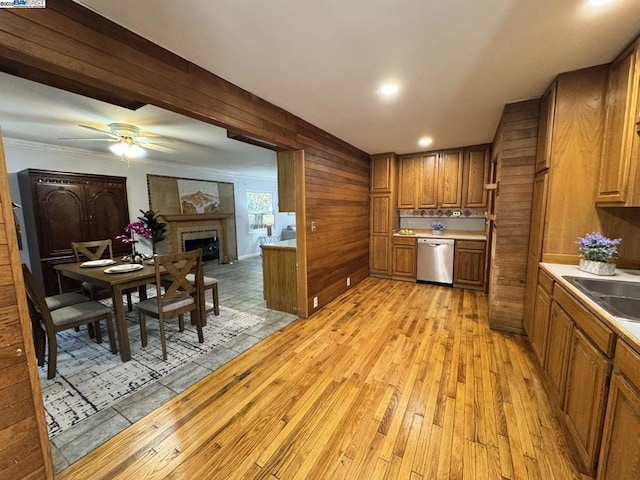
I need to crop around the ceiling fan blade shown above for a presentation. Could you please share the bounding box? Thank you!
[58,137,116,142]
[78,124,119,139]
[142,143,177,153]
[138,130,175,142]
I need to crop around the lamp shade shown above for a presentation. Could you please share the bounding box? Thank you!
[263,214,275,226]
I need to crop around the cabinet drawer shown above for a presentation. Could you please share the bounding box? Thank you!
[455,240,485,250]
[538,268,554,295]
[393,236,417,246]
[614,338,640,389]
[554,284,615,357]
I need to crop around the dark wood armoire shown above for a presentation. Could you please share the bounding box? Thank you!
[18,169,131,295]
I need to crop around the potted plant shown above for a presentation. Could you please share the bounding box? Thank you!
[577,232,621,276]
[138,210,168,254]
[431,221,446,236]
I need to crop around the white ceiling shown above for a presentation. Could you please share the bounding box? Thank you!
[70,0,640,155]
[0,72,278,178]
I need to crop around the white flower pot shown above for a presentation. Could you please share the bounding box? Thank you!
[579,259,616,276]
[431,229,444,236]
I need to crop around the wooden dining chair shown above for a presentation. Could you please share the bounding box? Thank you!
[22,264,91,365]
[22,264,117,379]
[136,249,204,360]
[71,239,133,310]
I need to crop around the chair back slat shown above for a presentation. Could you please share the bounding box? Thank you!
[71,239,113,262]
[154,249,203,310]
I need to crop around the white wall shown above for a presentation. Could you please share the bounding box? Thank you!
[5,139,293,266]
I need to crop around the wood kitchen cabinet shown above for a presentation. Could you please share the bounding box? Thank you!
[529,279,552,365]
[370,153,398,277]
[536,83,556,173]
[392,236,417,281]
[564,327,611,475]
[277,150,295,212]
[553,282,614,476]
[438,149,464,208]
[597,37,640,206]
[461,145,490,208]
[597,339,640,480]
[18,169,130,295]
[545,301,573,405]
[453,239,485,289]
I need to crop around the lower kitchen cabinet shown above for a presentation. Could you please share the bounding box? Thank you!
[596,338,640,479]
[453,240,485,289]
[563,327,611,475]
[597,371,640,480]
[529,283,551,365]
[545,302,573,404]
[392,237,416,281]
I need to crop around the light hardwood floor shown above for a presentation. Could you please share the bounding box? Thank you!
[58,278,583,479]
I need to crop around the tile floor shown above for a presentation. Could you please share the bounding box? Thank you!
[51,255,298,473]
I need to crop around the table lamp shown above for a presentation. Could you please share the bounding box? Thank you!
[264,214,275,237]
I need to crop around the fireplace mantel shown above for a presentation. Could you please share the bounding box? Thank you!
[162,214,233,222]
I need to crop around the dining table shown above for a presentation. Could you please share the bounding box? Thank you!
[54,259,159,362]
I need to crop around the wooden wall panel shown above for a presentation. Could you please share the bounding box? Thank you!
[0,134,53,478]
[0,0,371,319]
[488,99,540,334]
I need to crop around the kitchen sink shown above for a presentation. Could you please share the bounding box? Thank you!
[563,276,640,322]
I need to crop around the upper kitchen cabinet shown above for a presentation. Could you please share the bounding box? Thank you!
[397,148,471,210]
[371,151,394,193]
[462,144,490,208]
[597,38,640,206]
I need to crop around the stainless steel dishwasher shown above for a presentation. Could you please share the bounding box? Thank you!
[416,238,455,286]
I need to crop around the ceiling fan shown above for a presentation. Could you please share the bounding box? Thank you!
[60,123,176,164]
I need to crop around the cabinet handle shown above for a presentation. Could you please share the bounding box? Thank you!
[636,117,640,136]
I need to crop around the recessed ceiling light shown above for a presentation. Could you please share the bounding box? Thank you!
[587,0,614,6]
[378,84,399,96]
[418,137,433,147]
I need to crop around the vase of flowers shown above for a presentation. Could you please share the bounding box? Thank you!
[116,220,152,263]
[138,209,167,254]
[431,221,445,236]
[577,232,621,276]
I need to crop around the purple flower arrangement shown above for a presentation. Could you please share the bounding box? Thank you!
[577,232,621,263]
[116,220,152,251]
[431,221,446,231]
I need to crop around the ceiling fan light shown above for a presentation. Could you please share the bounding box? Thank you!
[127,144,144,158]
[109,141,128,156]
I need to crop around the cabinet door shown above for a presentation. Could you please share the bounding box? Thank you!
[545,301,573,405]
[392,243,416,279]
[371,153,393,193]
[564,328,611,475]
[536,83,556,173]
[453,246,485,288]
[597,372,640,480]
[462,145,489,208]
[416,152,438,209]
[34,182,87,259]
[85,184,130,256]
[277,150,296,211]
[597,45,638,204]
[438,149,463,208]
[370,195,391,275]
[397,155,417,209]
[530,284,551,365]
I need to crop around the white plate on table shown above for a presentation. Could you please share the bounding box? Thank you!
[80,259,116,268]
[104,264,144,274]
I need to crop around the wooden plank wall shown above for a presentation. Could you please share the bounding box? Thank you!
[489,99,540,334]
[0,0,371,319]
[0,134,53,479]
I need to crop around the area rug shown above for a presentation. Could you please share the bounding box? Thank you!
[38,303,265,439]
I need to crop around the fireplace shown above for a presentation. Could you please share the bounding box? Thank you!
[162,214,232,263]
[184,234,219,262]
